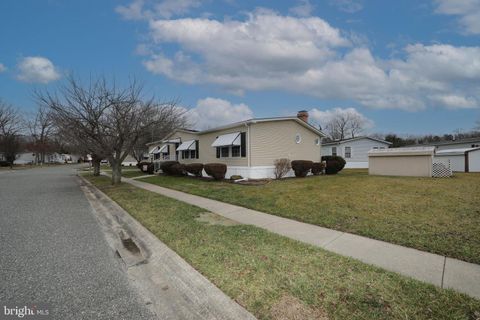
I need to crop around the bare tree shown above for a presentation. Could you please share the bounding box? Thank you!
[0,99,24,168]
[325,112,350,140]
[325,110,368,140]
[131,101,188,165]
[36,75,185,184]
[27,104,55,164]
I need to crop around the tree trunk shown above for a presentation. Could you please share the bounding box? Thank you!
[92,155,101,176]
[111,159,122,185]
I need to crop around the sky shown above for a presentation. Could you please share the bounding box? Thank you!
[1,0,480,136]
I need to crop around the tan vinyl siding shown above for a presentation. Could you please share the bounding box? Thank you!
[369,155,433,177]
[175,126,248,166]
[250,120,321,166]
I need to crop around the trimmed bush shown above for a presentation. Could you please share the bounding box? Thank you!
[321,156,346,175]
[170,163,187,176]
[138,161,154,174]
[160,161,179,175]
[291,160,313,178]
[311,162,326,175]
[185,163,204,177]
[0,160,10,167]
[204,163,227,180]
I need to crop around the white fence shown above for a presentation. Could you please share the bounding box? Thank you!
[432,158,452,178]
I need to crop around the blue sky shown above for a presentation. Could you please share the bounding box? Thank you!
[1,0,479,135]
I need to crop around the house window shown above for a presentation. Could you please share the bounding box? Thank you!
[154,153,160,160]
[295,133,302,144]
[315,138,320,146]
[182,150,190,159]
[221,147,229,158]
[332,147,337,156]
[190,150,196,158]
[345,146,351,158]
[231,146,240,157]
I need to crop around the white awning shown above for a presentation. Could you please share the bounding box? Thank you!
[159,145,169,153]
[176,140,196,151]
[150,146,160,154]
[211,132,241,147]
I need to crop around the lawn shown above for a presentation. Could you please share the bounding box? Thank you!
[84,174,480,320]
[140,170,480,264]
[100,168,151,178]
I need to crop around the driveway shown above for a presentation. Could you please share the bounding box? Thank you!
[0,166,155,319]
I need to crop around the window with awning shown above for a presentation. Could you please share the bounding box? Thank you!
[159,145,169,153]
[176,140,196,151]
[211,132,241,147]
[150,146,160,154]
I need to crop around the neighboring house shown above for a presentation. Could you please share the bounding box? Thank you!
[419,137,480,151]
[435,147,480,172]
[122,154,139,167]
[147,111,325,179]
[322,136,392,168]
[15,152,36,165]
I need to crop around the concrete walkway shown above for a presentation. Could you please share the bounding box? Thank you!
[121,177,480,300]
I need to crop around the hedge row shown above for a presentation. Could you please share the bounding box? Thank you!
[290,156,345,177]
[160,161,227,180]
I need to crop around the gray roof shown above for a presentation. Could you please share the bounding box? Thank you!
[322,136,392,146]
[147,116,326,146]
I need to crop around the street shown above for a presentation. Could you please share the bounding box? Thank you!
[0,166,155,319]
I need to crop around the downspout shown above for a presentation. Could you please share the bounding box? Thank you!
[245,122,251,168]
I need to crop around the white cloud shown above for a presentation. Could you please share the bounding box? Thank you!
[116,0,146,20]
[16,56,60,84]
[289,0,315,17]
[434,0,480,34]
[138,11,480,111]
[309,107,374,130]
[186,97,253,130]
[116,0,201,20]
[0,63,6,73]
[330,0,363,13]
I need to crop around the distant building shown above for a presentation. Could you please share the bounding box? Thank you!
[322,136,392,168]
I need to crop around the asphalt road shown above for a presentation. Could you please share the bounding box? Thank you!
[0,166,156,320]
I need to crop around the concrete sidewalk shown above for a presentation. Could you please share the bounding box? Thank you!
[122,176,480,300]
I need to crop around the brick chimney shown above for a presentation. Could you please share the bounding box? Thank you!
[297,110,309,123]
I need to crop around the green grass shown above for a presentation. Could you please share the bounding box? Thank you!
[85,174,480,320]
[139,170,480,264]
[121,170,152,178]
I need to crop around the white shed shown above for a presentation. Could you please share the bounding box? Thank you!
[435,147,480,172]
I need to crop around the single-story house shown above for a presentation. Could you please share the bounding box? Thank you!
[435,147,480,172]
[147,111,326,179]
[418,137,480,151]
[322,136,392,168]
[14,152,36,165]
[368,147,436,177]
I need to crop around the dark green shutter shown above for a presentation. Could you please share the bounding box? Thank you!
[195,140,199,159]
[216,147,220,158]
[240,132,246,157]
